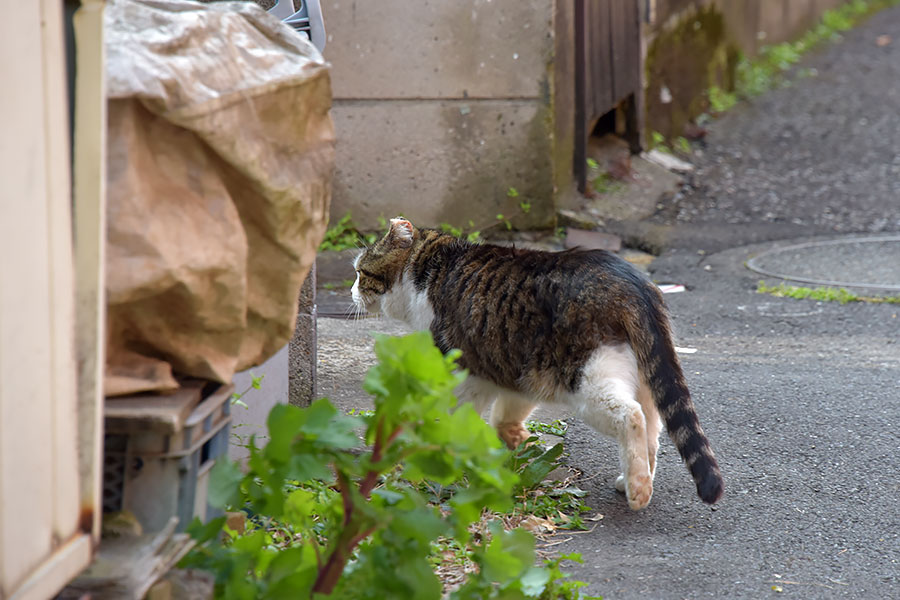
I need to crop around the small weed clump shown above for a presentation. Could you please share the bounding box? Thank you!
[585,159,625,195]
[440,221,482,243]
[527,419,569,438]
[319,213,379,252]
[756,281,900,305]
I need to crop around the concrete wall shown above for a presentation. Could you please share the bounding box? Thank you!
[229,345,289,461]
[323,0,563,232]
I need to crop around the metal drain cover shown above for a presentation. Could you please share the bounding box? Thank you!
[746,236,900,292]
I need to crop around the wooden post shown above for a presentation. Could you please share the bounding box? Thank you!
[574,0,587,193]
[73,0,108,543]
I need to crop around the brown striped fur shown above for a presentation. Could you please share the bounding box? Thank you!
[352,218,723,508]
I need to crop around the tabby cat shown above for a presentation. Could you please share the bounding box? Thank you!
[351,218,723,509]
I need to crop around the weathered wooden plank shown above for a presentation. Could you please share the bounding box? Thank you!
[8,535,92,600]
[574,0,588,191]
[614,0,641,102]
[588,0,614,120]
[609,0,627,103]
[0,1,58,591]
[105,384,204,435]
[58,518,195,600]
[42,0,82,545]
[73,0,108,543]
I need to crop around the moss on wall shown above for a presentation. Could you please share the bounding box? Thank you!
[644,4,740,142]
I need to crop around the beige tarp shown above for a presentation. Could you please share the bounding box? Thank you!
[104,0,334,396]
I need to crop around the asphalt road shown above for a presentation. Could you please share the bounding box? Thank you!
[557,243,899,599]
[317,7,900,598]
[558,10,900,596]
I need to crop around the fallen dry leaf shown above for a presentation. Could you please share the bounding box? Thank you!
[876,34,891,47]
[520,515,556,534]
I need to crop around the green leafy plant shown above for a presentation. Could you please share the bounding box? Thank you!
[323,279,356,291]
[674,136,692,155]
[541,553,596,600]
[590,173,624,195]
[183,333,595,599]
[707,85,737,113]
[496,213,513,231]
[526,419,569,437]
[649,131,671,154]
[320,213,377,252]
[506,186,532,214]
[230,373,264,409]
[506,439,591,531]
[440,222,482,243]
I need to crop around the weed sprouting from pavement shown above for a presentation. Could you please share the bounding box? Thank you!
[756,281,900,305]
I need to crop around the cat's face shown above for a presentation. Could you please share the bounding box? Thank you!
[350,218,417,313]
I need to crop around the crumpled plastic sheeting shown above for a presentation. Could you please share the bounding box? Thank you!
[104,0,334,396]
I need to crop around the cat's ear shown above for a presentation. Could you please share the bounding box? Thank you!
[389,217,415,247]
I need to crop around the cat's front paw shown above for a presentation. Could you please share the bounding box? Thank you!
[626,473,653,510]
[497,422,531,450]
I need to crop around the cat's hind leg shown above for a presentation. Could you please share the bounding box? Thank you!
[615,380,660,494]
[490,392,537,450]
[572,344,653,510]
[637,379,662,481]
[455,375,499,417]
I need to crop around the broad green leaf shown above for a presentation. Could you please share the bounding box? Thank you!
[519,567,549,597]
[313,416,363,449]
[517,443,564,490]
[300,398,338,435]
[283,488,317,528]
[390,554,443,600]
[388,507,446,546]
[263,546,318,597]
[286,452,333,483]
[404,451,457,484]
[185,515,226,544]
[265,404,305,463]
[481,526,534,583]
[371,487,405,505]
[231,529,267,554]
[208,459,244,509]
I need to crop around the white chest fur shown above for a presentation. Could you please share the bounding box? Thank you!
[381,273,434,331]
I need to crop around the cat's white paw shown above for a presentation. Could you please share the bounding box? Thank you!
[626,473,653,510]
[615,474,626,492]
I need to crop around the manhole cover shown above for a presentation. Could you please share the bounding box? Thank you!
[746,236,900,292]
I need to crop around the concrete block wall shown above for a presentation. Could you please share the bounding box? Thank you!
[323,0,565,232]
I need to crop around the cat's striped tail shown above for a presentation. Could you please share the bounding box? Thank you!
[626,282,724,504]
